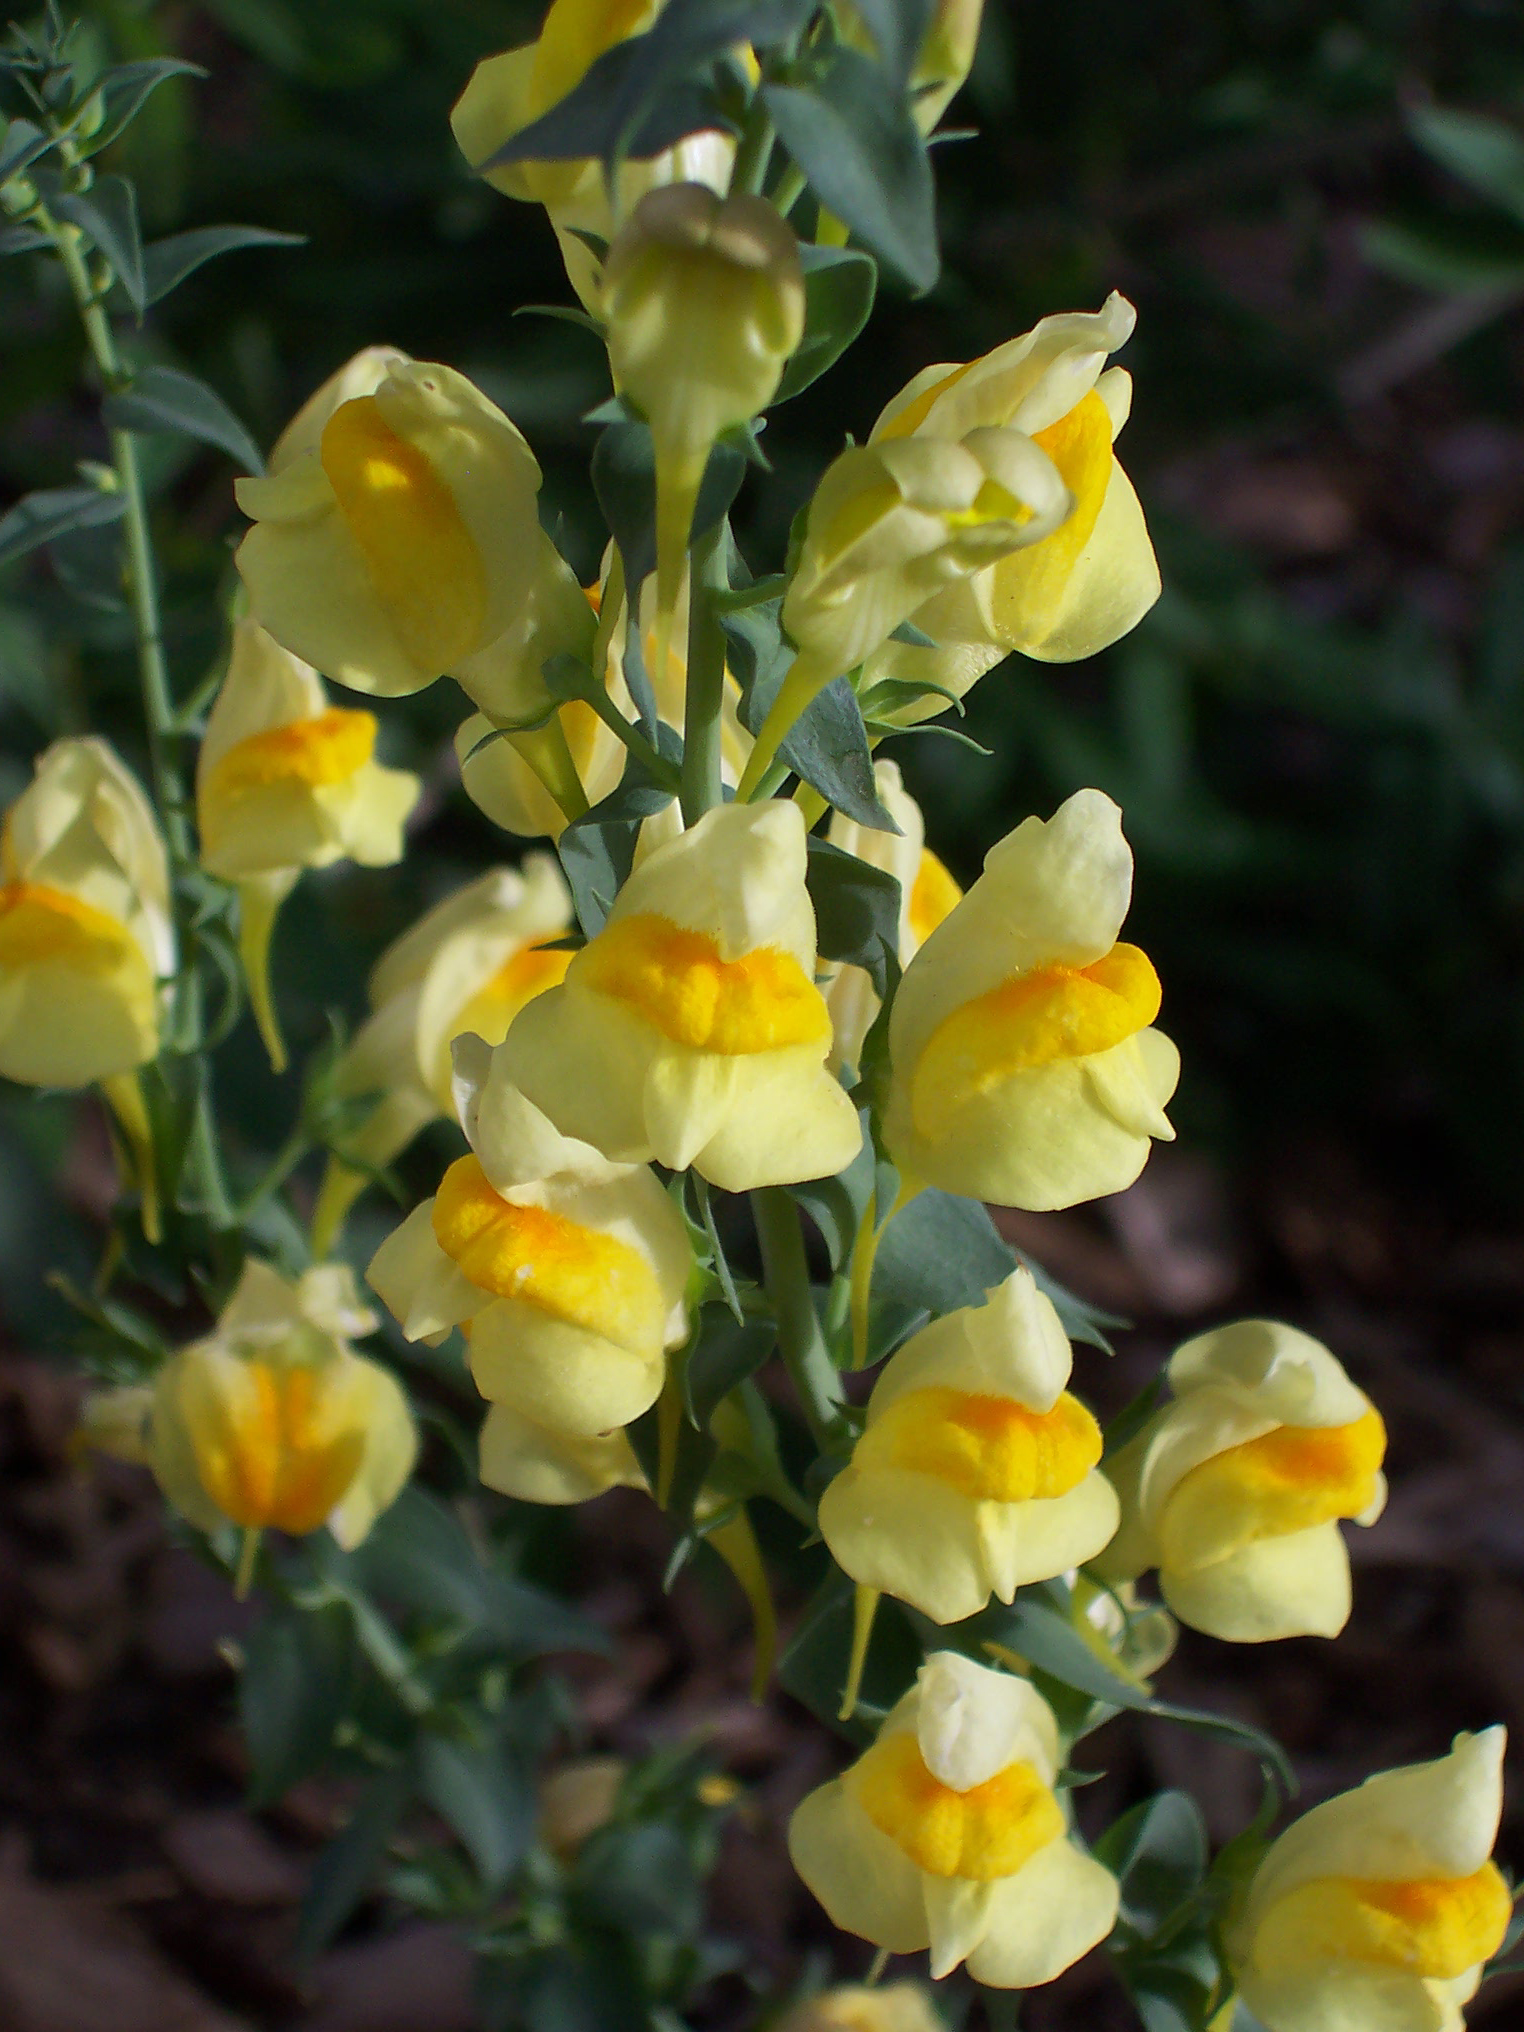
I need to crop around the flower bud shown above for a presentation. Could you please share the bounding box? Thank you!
[451,0,735,311]
[774,1984,944,2032]
[884,788,1178,1210]
[150,1261,416,1552]
[501,800,862,1191]
[604,183,804,672]
[236,354,544,698]
[789,1652,1118,1984]
[540,1757,628,1860]
[837,0,985,135]
[311,860,573,1256]
[0,737,171,1089]
[820,1269,1119,1624]
[1228,1728,1510,2032]
[1095,1320,1387,1643]
[368,1041,691,1443]
[822,760,960,1072]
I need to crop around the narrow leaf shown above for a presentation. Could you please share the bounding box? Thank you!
[1409,105,1524,226]
[142,224,304,306]
[0,117,50,183]
[417,1732,534,1895]
[104,364,265,473]
[55,173,144,312]
[84,58,206,157]
[0,486,123,571]
[296,1767,410,1962]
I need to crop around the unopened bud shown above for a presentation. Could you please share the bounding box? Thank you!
[539,1756,626,1859]
[603,183,804,671]
[0,173,37,217]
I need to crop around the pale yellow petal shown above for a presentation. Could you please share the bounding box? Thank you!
[962,1837,1119,1987]
[1160,1519,1352,1643]
[788,1781,930,1955]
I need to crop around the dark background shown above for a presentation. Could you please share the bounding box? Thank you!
[1,1,1524,2026]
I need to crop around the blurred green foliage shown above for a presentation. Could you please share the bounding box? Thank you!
[3,0,1524,1355]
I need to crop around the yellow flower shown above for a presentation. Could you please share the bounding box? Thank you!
[149,1260,416,1552]
[837,0,985,135]
[789,1650,1118,1984]
[1095,1320,1387,1643]
[458,555,750,840]
[540,1757,629,1860]
[865,293,1159,704]
[1228,1728,1511,2032]
[235,351,545,699]
[774,1983,945,2032]
[311,858,574,1254]
[0,737,171,1089]
[823,759,961,1073]
[501,800,863,1189]
[450,0,736,311]
[883,788,1178,1210]
[603,184,805,661]
[740,429,1070,798]
[479,1401,646,1505]
[196,618,421,1072]
[819,1269,1119,1624]
[368,1039,691,1440]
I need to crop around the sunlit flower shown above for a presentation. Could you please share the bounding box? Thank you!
[790,1651,1118,1984]
[884,788,1178,1209]
[1228,1728,1511,2032]
[819,1269,1119,1623]
[368,1038,691,1439]
[1096,1319,1387,1643]
[502,800,862,1190]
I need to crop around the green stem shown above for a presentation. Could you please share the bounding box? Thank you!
[769,162,808,216]
[187,1055,235,1230]
[728,99,775,197]
[578,673,680,789]
[750,1187,848,1452]
[680,518,730,824]
[235,1123,310,1225]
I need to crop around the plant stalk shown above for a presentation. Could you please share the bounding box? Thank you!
[680,518,730,824]
[750,1186,848,1452]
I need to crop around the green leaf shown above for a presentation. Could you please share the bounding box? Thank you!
[869,1187,1015,1355]
[849,0,937,89]
[103,364,264,474]
[1409,105,1524,226]
[296,1766,410,1962]
[1095,1792,1209,1939]
[0,225,50,255]
[0,485,123,571]
[806,836,902,997]
[482,0,817,175]
[788,1127,875,1271]
[82,57,206,157]
[142,223,305,306]
[417,1731,534,1895]
[765,50,940,293]
[776,246,878,400]
[557,743,680,936]
[573,1821,703,1938]
[1359,215,1524,293]
[54,173,144,312]
[48,520,126,612]
[0,116,50,183]
[778,1566,924,1743]
[342,1487,607,1657]
[683,1304,776,1430]
[239,1601,356,1807]
[784,676,897,828]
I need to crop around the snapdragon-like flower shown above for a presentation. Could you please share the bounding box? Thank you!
[1096,1319,1387,1643]
[144,1261,415,1555]
[0,736,171,1089]
[311,858,573,1255]
[739,427,1069,797]
[451,0,735,311]
[604,183,804,666]
[819,1269,1119,1623]
[862,294,1158,723]
[197,618,421,1070]
[236,349,547,699]
[502,800,862,1190]
[368,1037,691,1444]
[884,787,1178,1209]
[1228,1728,1511,2032]
[790,1651,1118,1984]
[822,760,961,1073]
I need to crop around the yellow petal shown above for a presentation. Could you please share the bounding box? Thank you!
[963,1838,1120,1988]
[1160,1518,1353,1642]
[849,1730,1062,1880]
[857,1386,1102,1503]
[468,1297,665,1435]
[0,879,159,1086]
[788,1781,931,1956]
[478,1401,644,1503]
[1159,1408,1386,1572]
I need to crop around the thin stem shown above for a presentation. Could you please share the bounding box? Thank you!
[769,162,808,216]
[680,518,730,824]
[728,99,775,197]
[750,1186,848,1452]
[235,1123,310,1225]
[186,1056,235,1230]
[578,673,680,788]
[508,718,590,826]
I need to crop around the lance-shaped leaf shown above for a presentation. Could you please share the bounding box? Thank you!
[765,49,940,293]
[0,116,51,184]
[104,364,265,474]
[143,224,305,307]
[81,57,206,158]
[296,1765,412,1962]
[806,836,902,996]
[54,173,144,312]
[0,485,124,572]
[1409,104,1524,226]
[776,245,878,401]
[417,1730,535,1896]
[849,0,938,90]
